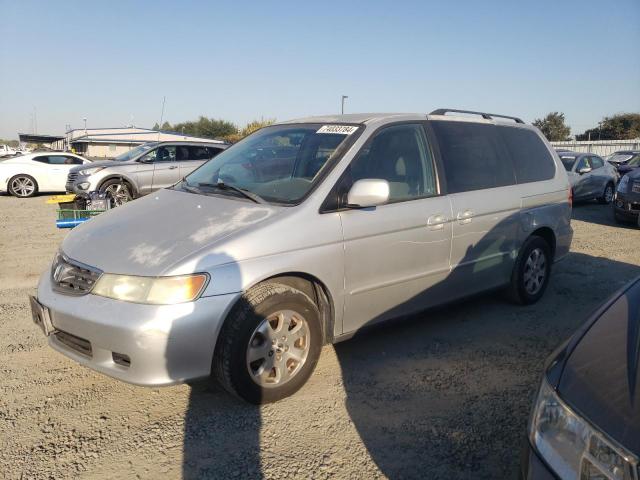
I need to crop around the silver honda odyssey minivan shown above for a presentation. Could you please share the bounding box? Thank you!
[31,109,573,404]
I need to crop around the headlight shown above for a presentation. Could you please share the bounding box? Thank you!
[80,167,106,176]
[617,175,629,193]
[530,379,638,480]
[92,273,208,304]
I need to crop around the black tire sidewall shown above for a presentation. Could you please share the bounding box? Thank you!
[513,236,551,305]
[599,183,614,204]
[222,287,322,404]
[8,174,38,197]
[99,179,132,204]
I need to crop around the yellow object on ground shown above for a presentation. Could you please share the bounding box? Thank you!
[46,194,77,204]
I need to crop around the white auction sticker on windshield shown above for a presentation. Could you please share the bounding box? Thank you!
[317,125,358,135]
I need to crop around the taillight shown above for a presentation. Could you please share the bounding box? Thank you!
[568,186,573,207]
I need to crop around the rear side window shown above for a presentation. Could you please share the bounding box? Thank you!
[590,156,604,169]
[33,155,82,165]
[496,126,555,183]
[430,121,515,193]
[207,147,224,158]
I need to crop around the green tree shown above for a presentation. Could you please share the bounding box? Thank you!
[576,113,640,141]
[172,116,238,140]
[161,121,172,131]
[152,122,160,130]
[532,112,571,141]
[223,118,276,143]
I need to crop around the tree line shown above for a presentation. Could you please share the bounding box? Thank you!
[152,117,275,143]
[533,112,640,142]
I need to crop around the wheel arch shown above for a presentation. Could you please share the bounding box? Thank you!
[97,174,138,197]
[530,226,556,261]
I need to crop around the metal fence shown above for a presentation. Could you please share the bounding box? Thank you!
[551,139,640,157]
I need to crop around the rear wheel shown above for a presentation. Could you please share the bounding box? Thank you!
[506,236,552,305]
[99,179,132,207]
[8,174,38,198]
[598,182,614,204]
[213,283,322,404]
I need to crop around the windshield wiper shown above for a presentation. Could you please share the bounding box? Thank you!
[197,181,265,204]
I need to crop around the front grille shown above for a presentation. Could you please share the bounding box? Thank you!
[54,330,92,357]
[67,172,79,183]
[51,253,102,295]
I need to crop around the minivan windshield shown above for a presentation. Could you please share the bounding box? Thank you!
[181,124,360,204]
[114,143,157,161]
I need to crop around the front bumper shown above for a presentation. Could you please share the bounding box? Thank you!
[614,195,640,221]
[65,175,96,194]
[36,271,241,386]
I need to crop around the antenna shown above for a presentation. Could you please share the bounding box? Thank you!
[157,96,166,141]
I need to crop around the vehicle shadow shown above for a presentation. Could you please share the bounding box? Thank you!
[334,251,640,479]
[571,201,637,229]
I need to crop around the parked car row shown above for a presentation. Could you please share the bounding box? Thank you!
[0,152,91,197]
[558,151,618,204]
[0,141,228,203]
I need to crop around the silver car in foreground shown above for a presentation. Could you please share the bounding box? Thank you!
[66,141,228,206]
[32,110,573,404]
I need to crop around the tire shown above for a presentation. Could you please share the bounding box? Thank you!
[597,182,614,204]
[99,178,133,207]
[506,236,552,305]
[8,174,38,198]
[213,282,323,404]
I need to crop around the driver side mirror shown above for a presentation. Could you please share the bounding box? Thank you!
[346,179,390,208]
[578,167,592,175]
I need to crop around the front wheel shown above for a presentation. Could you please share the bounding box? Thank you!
[598,182,614,204]
[99,179,132,207]
[8,174,38,197]
[213,283,323,404]
[506,236,552,305]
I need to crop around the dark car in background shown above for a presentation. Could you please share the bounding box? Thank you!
[522,276,640,480]
[614,169,640,225]
[611,151,640,177]
[559,152,618,204]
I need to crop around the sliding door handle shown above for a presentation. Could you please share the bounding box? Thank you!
[456,209,474,224]
[427,213,447,230]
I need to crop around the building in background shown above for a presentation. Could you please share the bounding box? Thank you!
[19,127,225,158]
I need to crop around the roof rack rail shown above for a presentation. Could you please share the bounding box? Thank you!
[429,108,524,124]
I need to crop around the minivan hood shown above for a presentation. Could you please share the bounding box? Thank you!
[61,188,282,276]
[558,278,640,456]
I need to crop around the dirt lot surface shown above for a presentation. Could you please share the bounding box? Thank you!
[1,195,638,479]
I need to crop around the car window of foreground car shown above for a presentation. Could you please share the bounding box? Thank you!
[181,124,361,205]
[114,143,157,161]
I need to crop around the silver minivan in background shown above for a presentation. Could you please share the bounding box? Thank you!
[31,109,573,404]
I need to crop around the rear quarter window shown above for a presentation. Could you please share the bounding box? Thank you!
[496,126,556,183]
[430,121,515,194]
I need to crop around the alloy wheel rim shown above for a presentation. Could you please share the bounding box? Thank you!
[246,309,310,388]
[11,177,35,197]
[523,247,547,295]
[104,183,131,206]
[605,185,614,203]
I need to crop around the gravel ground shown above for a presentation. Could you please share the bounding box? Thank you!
[1,194,639,480]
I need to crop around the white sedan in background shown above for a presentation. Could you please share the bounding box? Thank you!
[0,152,91,197]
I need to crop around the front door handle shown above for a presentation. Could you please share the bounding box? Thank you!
[168,165,178,170]
[427,213,447,230]
[456,209,474,224]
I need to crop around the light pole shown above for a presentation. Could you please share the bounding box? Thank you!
[341,95,348,115]
[83,117,87,134]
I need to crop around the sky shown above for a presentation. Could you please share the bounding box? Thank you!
[0,0,638,139]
